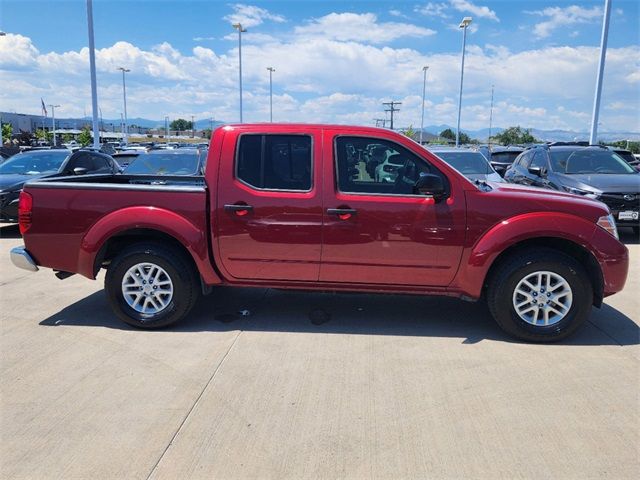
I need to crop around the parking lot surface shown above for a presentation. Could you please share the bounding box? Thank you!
[1,225,638,479]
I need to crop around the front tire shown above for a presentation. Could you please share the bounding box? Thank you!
[487,248,593,342]
[105,242,200,329]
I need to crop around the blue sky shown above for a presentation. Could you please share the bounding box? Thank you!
[1,0,639,133]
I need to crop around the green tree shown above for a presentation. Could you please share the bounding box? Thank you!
[606,140,639,154]
[202,128,212,139]
[491,126,538,145]
[2,122,13,143]
[439,128,455,141]
[439,128,471,144]
[77,126,92,146]
[61,133,73,143]
[170,118,193,132]
[403,125,417,140]
[35,129,52,142]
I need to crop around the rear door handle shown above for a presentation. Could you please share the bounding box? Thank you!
[327,208,357,220]
[224,204,253,216]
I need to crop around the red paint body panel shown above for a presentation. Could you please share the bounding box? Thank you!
[20,124,629,303]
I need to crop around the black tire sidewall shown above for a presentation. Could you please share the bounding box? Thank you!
[105,245,197,329]
[491,253,592,341]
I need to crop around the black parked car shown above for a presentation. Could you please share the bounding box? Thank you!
[489,146,525,177]
[504,144,640,233]
[0,149,119,222]
[122,148,207,176]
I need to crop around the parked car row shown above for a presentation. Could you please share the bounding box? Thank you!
[427,142,640,234]
[0,146,207,222]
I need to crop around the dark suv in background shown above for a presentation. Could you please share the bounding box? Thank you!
[504,143,640,234]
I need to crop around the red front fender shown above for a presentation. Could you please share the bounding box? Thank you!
[451,212,601,299]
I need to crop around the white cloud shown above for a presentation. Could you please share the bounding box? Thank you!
[192,36,216,42]
[525,5,602,39]
[414,2,450,19]
[222,3,285,29]
[294,13,436,43]
[1,27,638,133]
[450,0,499,22]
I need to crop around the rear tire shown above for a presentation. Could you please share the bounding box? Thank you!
[487,248,592,342]
[105,242,199,329]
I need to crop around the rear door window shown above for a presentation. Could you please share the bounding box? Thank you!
[236,134,312,191]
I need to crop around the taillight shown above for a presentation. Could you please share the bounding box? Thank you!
[18,191,33,235]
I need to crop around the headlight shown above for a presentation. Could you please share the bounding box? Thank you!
[563,186,600,199]
[597,214,619,240]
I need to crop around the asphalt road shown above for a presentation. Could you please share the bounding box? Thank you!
[1,224,638,479]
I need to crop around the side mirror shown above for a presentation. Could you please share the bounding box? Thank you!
[415,174,446,200]
[73,167,89,176]
[528,166,542,177]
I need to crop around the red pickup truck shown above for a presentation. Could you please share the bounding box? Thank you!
[11,124,628,341]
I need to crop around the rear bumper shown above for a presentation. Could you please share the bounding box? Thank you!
[10,246,39,272]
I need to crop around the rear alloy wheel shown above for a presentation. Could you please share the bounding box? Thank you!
[487,248,593,342]
[105,243,199,329]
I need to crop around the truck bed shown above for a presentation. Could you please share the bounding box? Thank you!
[22,173,209,278]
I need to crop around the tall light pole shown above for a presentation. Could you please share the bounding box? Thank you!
[86,0,100,149]
[165,116,169,144]
[589,0,612,145]
[232,23,247,123]
[456,16,472,147]
[488,84,495,147]
[419,65,429,145]
[117,67,130,145]
[191,114,195,138]
[49,104,60,146]
[267,67,275,122]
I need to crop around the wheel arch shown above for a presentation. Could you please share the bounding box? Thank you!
[77,206,222,285]
[483,236,604,307]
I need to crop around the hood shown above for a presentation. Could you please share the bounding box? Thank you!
[489,182,609,222]
[558,173,640,193]
[467,172,504,183]
[0,173,48,192]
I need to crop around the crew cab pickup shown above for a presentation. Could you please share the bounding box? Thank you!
[11,125,629,341]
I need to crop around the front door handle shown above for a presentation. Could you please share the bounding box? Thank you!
[224,204,253,216]
[327,208,357,220]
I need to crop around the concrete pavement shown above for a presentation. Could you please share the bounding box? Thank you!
[1,225,638,479]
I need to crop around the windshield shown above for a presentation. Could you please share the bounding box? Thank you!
[550,150,636,174]
[435,151,491,174]
[124,152,203,175]
[491,151,521,164]
[0,150,69,175]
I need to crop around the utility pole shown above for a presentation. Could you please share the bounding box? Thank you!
[420,66,429,145]
[165,116,169,144]
[86,0,100,149]
[456,17,472,147]
[589,0,612,145]
[49,104,60,146]
[191,115,195,138]
[267,67,275,122]
[232,23,247,122]
[383,101,401,130]
[117,67,130,145]
[488,84,495,148]
[374,118,387,128]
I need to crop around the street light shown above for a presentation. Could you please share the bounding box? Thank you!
[267,67,275,122]
[48,104,61,146]
[419,65,429,145]
[488,84,494,147]
[589,0,612,145]
[165,116,169,144]
[456,16,472,147]
[232,23,247,123]
[117,67,130,145]
[86,0,100,149]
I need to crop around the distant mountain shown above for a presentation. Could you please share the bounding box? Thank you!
[417,125,639,142]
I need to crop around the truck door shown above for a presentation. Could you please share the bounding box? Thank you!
[216,130,323,281]
[319,133,466,286]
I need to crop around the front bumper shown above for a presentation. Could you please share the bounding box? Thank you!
[10,246,39,272]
